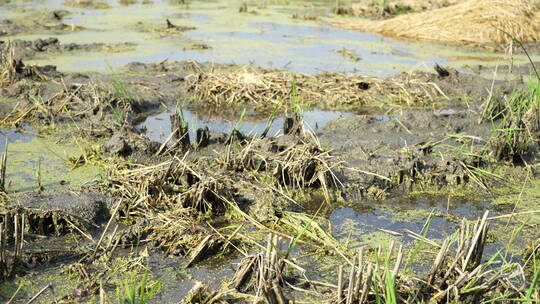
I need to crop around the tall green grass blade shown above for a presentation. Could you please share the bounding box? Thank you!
[526,252,540,300]
[404,210,433,272]
[384,248,397,304]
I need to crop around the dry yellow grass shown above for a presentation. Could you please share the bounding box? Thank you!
[188,69,446,110]
[334,0,540,45]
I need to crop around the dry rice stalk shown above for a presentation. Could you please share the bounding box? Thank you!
[231,234,290,304]
[2,81,132,126]
[109,155,236,215]
[189,69,441,110]
[182,174,234,213]
[180,281,232,304]
[0,41,47,87]
[141,206,205,255]
[221,134,342,201]
[0,213,24,281]
[333,0,540,46]
[107,159,239,258]
[107,159,194,207]
[328,211,525,303]
[421,211,523,303]
[273,142,341,200]
[0,140,6,194]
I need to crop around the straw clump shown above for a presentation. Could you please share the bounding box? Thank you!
[335,0,540,46]
[0,41,48,88]
[189,69,444,110]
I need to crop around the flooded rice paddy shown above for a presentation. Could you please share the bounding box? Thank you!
[0,0,539,303]
[1,0,538,76]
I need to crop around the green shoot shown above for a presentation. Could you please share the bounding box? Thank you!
[505,221,526,257]
[289,79,307,116]
[116,273,162,304]
[35,158,43,192]
[284,203,324,260]
[176,102,189,133]
[106,62,131,101]
[526,252,540,301]
[108,102,124,127]
[403,210,433,272]
[261,103,280,137]
[233,108,247,132]
[384,247,397,304]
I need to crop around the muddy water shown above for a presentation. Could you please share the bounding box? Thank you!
[1,0,537,77]
[329,195,486,246]
[139,106,356,142]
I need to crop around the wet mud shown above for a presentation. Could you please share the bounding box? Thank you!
[0,38,135,60]
[0,10,79,37]
[0,49,538,301]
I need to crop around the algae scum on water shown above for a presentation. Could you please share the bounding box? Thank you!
[0,0,540,303]
[0,129,102,193]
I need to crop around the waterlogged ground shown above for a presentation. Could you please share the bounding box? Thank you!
[0,128,102,193]
[139,107,356,142]
[1,0,538,76]
[0,0,539,303]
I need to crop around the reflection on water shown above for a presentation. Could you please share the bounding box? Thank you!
[138,107,356,142]
[329,194,488,246]
[0,128,35,152]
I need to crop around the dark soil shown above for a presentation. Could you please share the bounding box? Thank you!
[0,10,78,37]
[0,38,135,59]
[7,190,111,231]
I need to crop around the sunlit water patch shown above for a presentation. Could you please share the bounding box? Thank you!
[138,107,356,143]
[0,0,536,77]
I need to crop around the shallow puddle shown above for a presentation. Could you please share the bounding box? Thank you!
[138,106,356,142]
[0,128,101,193]
[329,195,485,247]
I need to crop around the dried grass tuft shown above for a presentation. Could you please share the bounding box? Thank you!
[189,69,443,110]
[334,0,540,45]
[231,234,290,304]
[0,41,47,87]
[273,142,341,196]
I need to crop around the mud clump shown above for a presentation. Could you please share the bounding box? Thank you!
[0,10,81,37]
[389,67,519,103]
[319,109,497,197]
[0,58,171,136]
[0,38,135,59]
[0,42,57,88]
[132,19,196,38]
[5,191,111,234]
[104,127,160,159]
[124,60,239,75]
